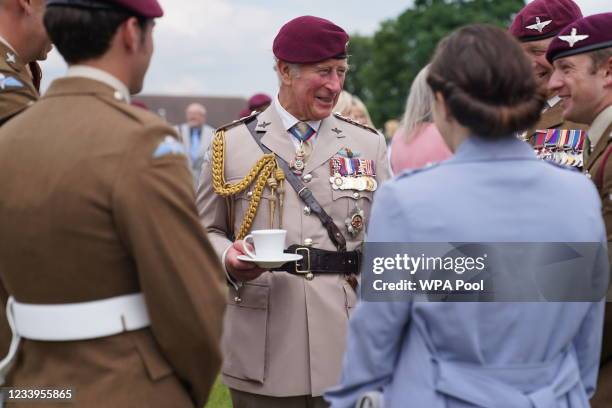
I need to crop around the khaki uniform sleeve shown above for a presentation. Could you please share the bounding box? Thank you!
[600,156,612,365]
[112,126,226,407]
[196,140,233,258]
[375,132,392,185]
[0,69,37,125]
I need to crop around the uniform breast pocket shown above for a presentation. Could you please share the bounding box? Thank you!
[222,283,270,383]
[331,189,374,241]
[235,189,273,232]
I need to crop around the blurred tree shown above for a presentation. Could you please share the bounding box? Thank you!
[344,34,374,102]
[347,0,525,127]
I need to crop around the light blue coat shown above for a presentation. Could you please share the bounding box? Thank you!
[325,136,606,408]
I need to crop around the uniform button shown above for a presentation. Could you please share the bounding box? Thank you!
[234,296,242,304]
[303,174,313,183]
[247,191,253,199]
[304,238,313,247]
[352,192,360,199]
[303,206,311,216]
[113,91,123,101]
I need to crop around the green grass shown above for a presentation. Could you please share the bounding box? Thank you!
[204,377,232,408]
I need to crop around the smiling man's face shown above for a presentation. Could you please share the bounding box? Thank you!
[279,58,348,121]
[548,53,608,124]
[520,37,555,97]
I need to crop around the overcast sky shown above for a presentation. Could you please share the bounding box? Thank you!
[39,0,609,99]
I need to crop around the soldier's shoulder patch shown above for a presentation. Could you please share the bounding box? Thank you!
[0,73,24,90]
[216,111,260,133]
[333,113,378,135]
[396,162,440,180]
[153,136,186,158]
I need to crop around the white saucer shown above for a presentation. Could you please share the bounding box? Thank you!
[237,253,303,269]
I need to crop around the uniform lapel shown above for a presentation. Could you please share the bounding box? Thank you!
[304,115,345,174]
[586,123,612,171]
[257,106,296,165]
[199,125,211,153]
[0,41,37,96]
[181,124,191,150]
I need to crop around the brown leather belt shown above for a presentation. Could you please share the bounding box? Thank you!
[271,245,361,276]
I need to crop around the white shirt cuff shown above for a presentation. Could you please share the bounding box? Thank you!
[222,244,243,291]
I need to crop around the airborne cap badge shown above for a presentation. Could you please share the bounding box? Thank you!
[526,17,552,33]
[559,28,589,48]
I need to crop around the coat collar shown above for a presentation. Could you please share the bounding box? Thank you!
[0,39,25,74]
[256,106,298,165]
[66,65,131,103]
[273,94,321,134]
[254,106,347,172]
[44,76,126,103]
[304,115,346,174]
[585,106,612,171]
[448,135,537,164]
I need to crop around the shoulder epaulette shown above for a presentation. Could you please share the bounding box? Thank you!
[396,162,440,180]
[333,112,379,135]
[215,111,260,133]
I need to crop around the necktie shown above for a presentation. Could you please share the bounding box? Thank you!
[290,122,315,160]
[190,127,201,164]
[290,122,315,143]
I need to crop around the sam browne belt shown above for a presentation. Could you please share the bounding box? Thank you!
[271,245,361,276]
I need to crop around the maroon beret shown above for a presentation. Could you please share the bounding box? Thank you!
[248,93,272,110]
[238,108,252,119]
[46,0,163,19]
[509,0,582,42]
[273,16,349,64]
[131,99,149,110]
[546,13,612,63]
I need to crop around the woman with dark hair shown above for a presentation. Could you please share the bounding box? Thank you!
[325,25,606,408]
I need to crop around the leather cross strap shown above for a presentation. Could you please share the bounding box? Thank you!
[245,117,347,252]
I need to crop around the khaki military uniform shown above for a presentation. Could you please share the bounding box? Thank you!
[523,101,588,168]
[0,40,38,126]
[584,106,612,408]
[197,105,390,401]
[0,73,226,408]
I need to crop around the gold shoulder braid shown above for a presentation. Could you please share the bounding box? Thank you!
[211,129,285,240]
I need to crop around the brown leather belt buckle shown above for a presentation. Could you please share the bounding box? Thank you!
[295,247,314,280]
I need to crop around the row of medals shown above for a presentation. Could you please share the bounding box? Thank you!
[536,148,584,168]
[289,142,377,238]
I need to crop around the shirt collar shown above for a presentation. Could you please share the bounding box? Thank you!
[273,94,322,133]
[547,95,561,109]
[589,105,612,150]
[0,35,17,55]
[66,65,131,103]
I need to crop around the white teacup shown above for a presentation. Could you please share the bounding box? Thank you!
[242,229,287,259]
